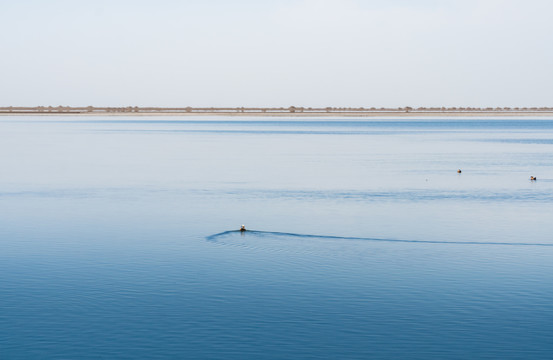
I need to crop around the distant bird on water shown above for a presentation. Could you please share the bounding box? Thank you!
[530,176,537,181]
[457,169,462,173]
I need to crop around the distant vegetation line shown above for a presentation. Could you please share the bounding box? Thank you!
[1,106,553,114]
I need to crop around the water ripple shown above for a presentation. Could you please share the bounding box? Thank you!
[207,230,553,247]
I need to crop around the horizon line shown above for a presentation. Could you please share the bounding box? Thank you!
[2,106,553,115]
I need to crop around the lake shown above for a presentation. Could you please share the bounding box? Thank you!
[1,117,553,359]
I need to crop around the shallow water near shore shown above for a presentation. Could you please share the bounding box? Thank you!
[1,116,553,359]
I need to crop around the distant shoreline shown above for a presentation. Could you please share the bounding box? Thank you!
[1,106,553,118]
[2,112,553,118]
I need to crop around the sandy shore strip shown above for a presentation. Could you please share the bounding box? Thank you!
[2,111,553,118]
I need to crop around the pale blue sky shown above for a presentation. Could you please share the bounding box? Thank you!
[1,0,552,107]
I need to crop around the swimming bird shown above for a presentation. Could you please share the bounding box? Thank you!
[530,176,537,181]
[457,169,462,173]
[240,225,247,232]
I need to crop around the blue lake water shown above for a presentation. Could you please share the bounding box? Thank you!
[1,116,553,359]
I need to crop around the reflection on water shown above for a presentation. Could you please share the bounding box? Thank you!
[1,117,553,359]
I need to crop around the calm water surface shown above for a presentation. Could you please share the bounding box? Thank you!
[1,117,553,359]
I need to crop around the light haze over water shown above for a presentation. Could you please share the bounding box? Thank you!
[1,116,553,359]
[1,0,552,107]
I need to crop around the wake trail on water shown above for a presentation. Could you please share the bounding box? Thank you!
[206,230,553,247]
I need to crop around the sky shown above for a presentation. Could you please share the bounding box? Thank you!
[1,0,552,107]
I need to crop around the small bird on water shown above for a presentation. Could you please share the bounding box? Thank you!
[240,225,247,232]
[530,176,537,181]
[457,169,462,173]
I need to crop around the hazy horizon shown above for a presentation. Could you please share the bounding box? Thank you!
[1,0,552,108]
